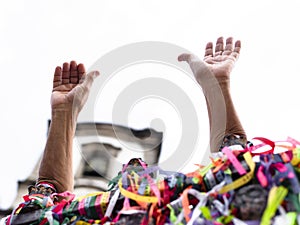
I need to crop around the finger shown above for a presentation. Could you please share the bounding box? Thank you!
[178,53,199,64]
[70,61,78,84]
[80,70,100,87]
[234,40,241,54]
[223,37,234,56]
[214,37,224,56]
[77,63,86,81]
[88,70,100,80]
[204,42,214,58]
[62,62,70,84]
[230,40,241,59]
[53,66,62,88]
[178,53,191,63]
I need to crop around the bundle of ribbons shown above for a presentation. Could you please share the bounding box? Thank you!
[5,136,300,225]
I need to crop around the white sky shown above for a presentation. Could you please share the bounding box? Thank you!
[1,0,300,210]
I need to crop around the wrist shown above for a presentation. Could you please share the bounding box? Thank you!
[51,104,78,128]
[201,81,230,98]
[52,103,79,117]
[195,73,230,94]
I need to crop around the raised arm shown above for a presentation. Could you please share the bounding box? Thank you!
[37,61,99,193]
[178,37,247,152]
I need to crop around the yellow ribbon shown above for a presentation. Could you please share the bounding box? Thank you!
[219,152,255,194]
[118,179,158,203]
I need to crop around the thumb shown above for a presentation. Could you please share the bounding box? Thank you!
[80,70,100,85]
[86,70,100,81]
[178,54,211,79]
[178,53,198,64]
[72,70,100,112]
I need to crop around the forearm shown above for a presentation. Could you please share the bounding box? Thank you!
[38,104,77,193]
[203,82,247,152]
[179,37,245,152]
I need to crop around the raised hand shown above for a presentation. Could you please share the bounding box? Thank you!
[38,61,99,193]
[51,61,99,114]
[178,37,241,88]
[178,37,246,152]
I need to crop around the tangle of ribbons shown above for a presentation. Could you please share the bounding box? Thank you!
[5,136,300,225]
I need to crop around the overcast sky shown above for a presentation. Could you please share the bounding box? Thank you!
[1,0,300,210]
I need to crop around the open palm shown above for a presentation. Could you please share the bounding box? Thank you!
[203,37,240,79]
[178,37,241,86]
[51,61,99,113]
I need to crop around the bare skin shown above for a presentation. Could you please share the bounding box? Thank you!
[38,61,99,193]
[37,37,243,193]
[178,37,247,152]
